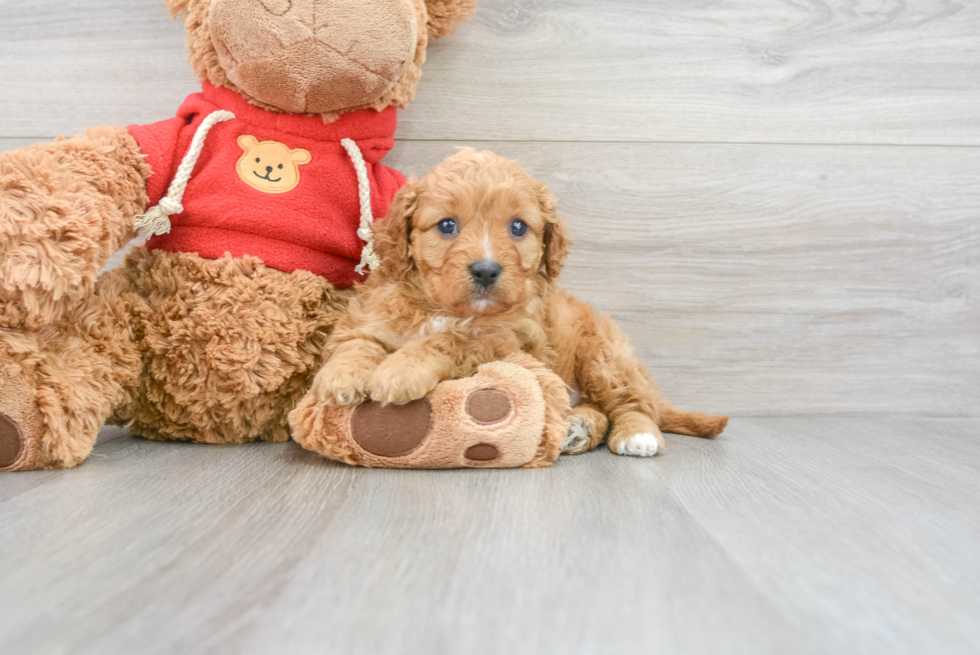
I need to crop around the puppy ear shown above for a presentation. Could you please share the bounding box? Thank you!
[373,180,420,281]
[425,0,477,41]
[536,181,569,279]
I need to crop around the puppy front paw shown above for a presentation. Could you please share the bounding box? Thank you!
[313,364,373,406]
[368,359,441,406]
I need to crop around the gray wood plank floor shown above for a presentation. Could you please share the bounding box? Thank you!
[0,418,977,655]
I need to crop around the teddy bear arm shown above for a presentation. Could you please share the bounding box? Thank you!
[0,126,151,330]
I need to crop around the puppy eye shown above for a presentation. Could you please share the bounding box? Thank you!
[437,218,459,237]
[255,157,261,163]
[510,218,528,238]
[278,164,284,170]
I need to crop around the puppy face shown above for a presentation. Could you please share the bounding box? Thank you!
[373,149,569,318]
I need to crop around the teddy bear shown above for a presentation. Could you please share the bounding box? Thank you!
[0,0,570,471]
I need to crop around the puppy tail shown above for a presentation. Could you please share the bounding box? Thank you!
[658,403,729,439]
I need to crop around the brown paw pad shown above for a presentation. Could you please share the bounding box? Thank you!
[465,389,513,425]
[0,412,24,469]
[464,443,500,462]
[351,399,432,458]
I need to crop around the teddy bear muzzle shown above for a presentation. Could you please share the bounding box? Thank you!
[209,0,420,114]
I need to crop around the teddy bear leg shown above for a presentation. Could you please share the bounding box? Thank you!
[290,352,571,469]
[0,268,141,471]
[108,248,351,447]
[0,357,48,471]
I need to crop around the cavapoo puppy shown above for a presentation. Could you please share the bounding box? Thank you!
[313,149,727,457]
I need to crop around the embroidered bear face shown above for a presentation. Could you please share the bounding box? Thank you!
[236,135,312,194]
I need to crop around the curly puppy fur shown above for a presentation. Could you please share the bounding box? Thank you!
[314,149,728,457]
[165,0,474,122]
[0,127,148,330]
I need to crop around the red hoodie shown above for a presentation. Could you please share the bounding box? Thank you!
[128,82,406,286]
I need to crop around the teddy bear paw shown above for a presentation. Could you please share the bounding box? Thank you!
[0,412,24,470]
[293,359,559,469]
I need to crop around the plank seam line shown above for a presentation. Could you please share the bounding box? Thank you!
[394,138,980,149]
[4,137,980,150]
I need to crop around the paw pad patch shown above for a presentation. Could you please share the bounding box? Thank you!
[347,388,516,463]
[351,399,432,458]
[0,412,24,469]
[465,389,512,425]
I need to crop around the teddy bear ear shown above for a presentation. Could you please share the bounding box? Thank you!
[424,0,477,41]
[164,0,193,19]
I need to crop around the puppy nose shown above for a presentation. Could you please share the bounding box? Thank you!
[469,260,502,288]
[266,166,273,173]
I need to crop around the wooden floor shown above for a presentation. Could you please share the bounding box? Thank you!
[0,418,977,655]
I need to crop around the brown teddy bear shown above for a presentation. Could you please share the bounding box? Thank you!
[0,0,570,471]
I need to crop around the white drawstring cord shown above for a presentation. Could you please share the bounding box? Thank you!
[341,138,381,275]
[135,110,236,237]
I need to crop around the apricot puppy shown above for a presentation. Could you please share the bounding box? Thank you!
[313,149,727,457]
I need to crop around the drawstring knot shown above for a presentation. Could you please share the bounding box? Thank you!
[135,110,236,237]
[157,197,184,216]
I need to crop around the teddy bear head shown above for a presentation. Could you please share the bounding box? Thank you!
[164,0,475,119]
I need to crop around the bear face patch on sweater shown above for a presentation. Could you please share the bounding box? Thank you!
[236,135,312,194]
[128,82,407,285]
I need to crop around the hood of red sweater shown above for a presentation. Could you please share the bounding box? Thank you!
[128,82,406,286]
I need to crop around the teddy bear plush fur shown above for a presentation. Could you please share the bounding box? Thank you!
[0,0,541,472]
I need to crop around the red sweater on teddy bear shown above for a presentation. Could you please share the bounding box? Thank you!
[128,82,406,286]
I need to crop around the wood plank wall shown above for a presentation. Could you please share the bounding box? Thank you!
[0,0,977,416]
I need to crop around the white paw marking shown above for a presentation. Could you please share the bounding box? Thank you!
[561,416,590,454]
[616,433,660,457]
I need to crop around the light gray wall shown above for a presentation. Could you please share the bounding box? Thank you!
[1,0,977,416]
